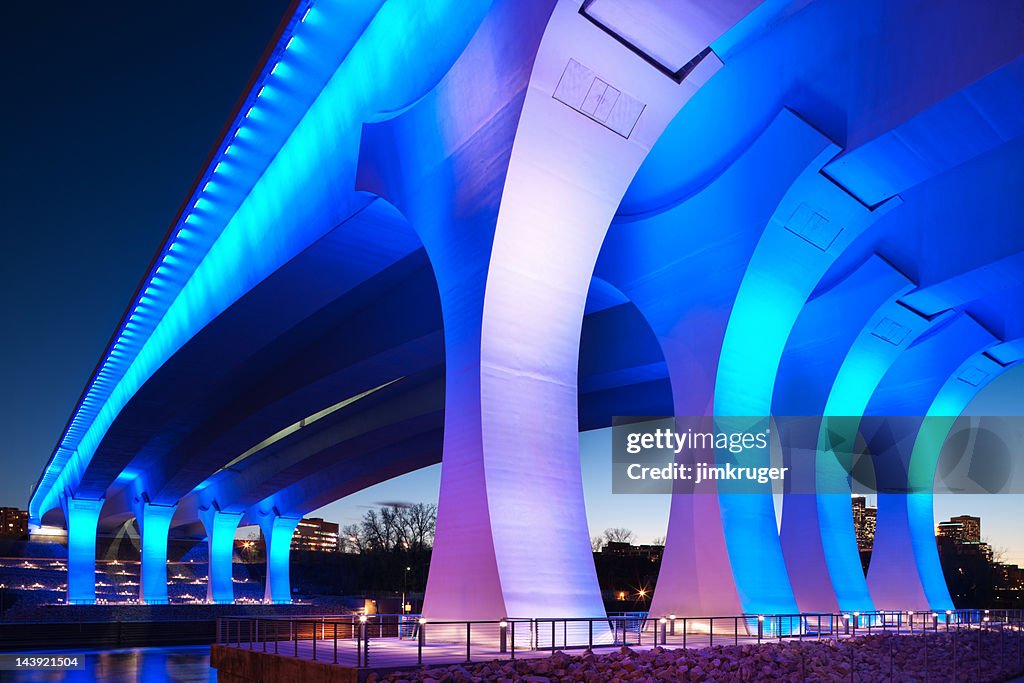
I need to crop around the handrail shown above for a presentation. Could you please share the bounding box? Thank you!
[212,607,1023,674]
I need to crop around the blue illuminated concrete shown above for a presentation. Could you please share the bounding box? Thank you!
[135,501,177,604]
[257,513,301,604]
[714,129,901,616]
[29,0,497,526]
[199,507,243,604]
[812,293,947,614]
[907,340,1024,610]
[601,109,831,620]
[23,0,1024,623]
[772,255,913,613]
[62,497,104,605]
[865,314,997,610]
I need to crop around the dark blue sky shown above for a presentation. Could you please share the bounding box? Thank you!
[0,1,291,507]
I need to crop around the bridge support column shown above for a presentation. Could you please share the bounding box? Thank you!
[359,0,730,623]
[257,514,300,604]
[714,134,901,618]
[199,507,242,604]
[135,502,176,604]
[62,497,103,605]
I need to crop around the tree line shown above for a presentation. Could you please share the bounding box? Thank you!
[341,502,436,554]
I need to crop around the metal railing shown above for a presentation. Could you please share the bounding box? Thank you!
[215,608,1024,675]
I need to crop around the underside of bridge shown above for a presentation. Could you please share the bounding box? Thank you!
[30,0,1024,621]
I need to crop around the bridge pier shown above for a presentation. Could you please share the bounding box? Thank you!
[865,314,996,610]
[905,352,1010,612]
[357,0,737,623]
[199,507,242,604]
[135,502,177,604]
[257,513,300,604]
[61,497,104,605]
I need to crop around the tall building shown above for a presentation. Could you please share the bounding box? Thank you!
[851,496,876,551]
[937,515,981,544]
[291,517,339,552]
[0,507,29,539]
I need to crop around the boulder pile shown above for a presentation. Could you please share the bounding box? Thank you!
[369,630,1023,682]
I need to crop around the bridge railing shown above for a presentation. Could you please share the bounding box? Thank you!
[215,608,1024,672]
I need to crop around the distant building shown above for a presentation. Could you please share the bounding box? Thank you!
[851,496,876,551]
[996,563,1024,590]
[602,541,663,562]
[0,507,28,539]
[937,515,981,544]
[291,517,340,552]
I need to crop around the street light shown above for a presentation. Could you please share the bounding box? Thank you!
[403,565,412,614]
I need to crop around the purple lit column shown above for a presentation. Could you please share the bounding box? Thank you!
[359,0,721,622]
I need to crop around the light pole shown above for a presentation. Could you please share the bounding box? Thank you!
[403,566,411,613]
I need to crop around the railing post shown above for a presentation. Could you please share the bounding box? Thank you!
[734,617,738,646]
[294,619,298,658]
[500,620,508,654]
[417,620,423,666]
[682,618,687,649]
[953,619,958,682]
[511,620,516,659]
[333,622,337,664]
[709,617,714,647]
[312,621,317,661]
[588,619,593,650]
[890,630,895,680]
[466,622,472,663]
[275,619,279,655]
[362,618,369,667]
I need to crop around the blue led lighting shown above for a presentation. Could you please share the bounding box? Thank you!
[138,503,177,604]
[64,498,104,604]
[261,515,301,604]
[29,0,494,524]
[201,509,242,604]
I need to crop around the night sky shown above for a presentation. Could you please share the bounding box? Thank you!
[1,1,291,507]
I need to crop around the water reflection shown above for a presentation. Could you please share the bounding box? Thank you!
[0,647,215,682]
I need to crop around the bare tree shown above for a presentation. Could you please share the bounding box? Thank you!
[341,524,364,553]
[400,503,437,551]
[591,535,606,552]
[351,503,438,553]
[651,536,666,547]
[602,527,635,545]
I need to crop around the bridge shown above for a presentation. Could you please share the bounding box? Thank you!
[28,0,1024,628]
